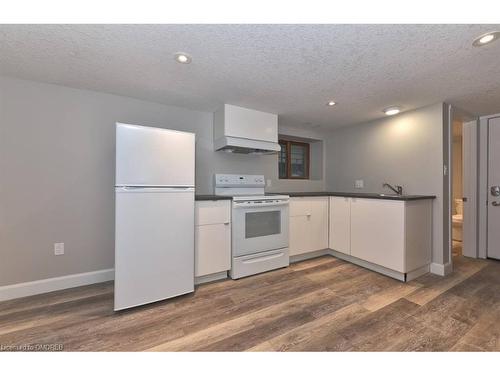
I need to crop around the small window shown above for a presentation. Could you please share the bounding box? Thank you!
[278,140,310,179]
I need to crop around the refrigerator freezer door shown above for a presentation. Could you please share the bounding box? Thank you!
[116,123,195,187]
[114,187,194,310]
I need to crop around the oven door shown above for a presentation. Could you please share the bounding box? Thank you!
[232,200,289,257]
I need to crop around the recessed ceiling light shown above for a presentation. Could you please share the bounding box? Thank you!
[326,100,336,106]
[174,52,192,64]
[383,106,400,116]
[473,31,500,47]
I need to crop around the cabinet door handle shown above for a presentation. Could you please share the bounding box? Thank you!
[493,201,500,207]
[224,222,230,225]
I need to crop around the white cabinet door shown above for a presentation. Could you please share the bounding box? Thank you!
[289,197,328,256]
[308,197,329,252]
[289,215,310,256]
[350,198,405,272]
[224,104,278,142]
[329,197,351,255]
[289,197,310,217]
[195,223,231,277]
[194,200,231,277]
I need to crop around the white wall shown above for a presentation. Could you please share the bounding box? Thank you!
[325,103,447,264]
[0,76,326,286]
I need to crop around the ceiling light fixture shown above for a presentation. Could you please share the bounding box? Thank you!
[326,100,336,106]
[383,106,401,116]
[174,52,192,64]
[472,31,500,47]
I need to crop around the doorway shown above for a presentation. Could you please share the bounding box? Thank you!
[451,120,464,257]
[448,105,478,267]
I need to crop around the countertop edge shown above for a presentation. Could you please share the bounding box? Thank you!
[196,192,436,201]
[195,195,232,201]
[272,192,437,201]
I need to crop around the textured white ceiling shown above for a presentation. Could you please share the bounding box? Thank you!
[1,24,500,128]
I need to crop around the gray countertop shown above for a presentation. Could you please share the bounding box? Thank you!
[196,192,436,201]
[195,195,232,201]
[272,192,436,201]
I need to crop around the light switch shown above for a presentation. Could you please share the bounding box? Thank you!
[54,242,64,256]
[355,179,364,189]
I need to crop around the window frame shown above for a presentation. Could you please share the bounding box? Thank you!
[278,140,310,180]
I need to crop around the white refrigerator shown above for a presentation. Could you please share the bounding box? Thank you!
[114,123,195,311]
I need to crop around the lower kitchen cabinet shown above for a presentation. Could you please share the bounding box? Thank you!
[195,200,231,277]
[329,196,432,278]
[289,215,309,256]
[289,197,328,256]
[350,198,405,272]
[329,196,351,255]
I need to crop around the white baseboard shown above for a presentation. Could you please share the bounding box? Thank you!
[290,249,331,263]
[406,265,430,281]
[195,271,228,285]
[0,269,114,302]
[328,249,406,281]
[430,262,453,276]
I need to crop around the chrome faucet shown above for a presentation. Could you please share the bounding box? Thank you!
[383,183,403,195]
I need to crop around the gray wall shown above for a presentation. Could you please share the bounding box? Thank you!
[0,75,447,287]
[0,76,325,286]
[325,103,447,264]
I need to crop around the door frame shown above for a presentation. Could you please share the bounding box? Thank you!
[447,105,478,265]
[478,113,500,259]
[462,119,479,258]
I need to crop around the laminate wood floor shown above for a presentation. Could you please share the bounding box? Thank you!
[1,255,499,351]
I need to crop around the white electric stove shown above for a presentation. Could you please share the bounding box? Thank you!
[214,174,290,279]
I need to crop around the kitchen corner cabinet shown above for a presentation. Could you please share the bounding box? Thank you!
[194,200,231,277]
[329,197,432,276]
[350,198,406,272]
[289,197,329,256]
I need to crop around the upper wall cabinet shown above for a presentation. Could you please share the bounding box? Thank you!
[213,104,280,154]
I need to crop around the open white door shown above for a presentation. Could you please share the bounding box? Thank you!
[487,117,500,260]
[462,120,478,258]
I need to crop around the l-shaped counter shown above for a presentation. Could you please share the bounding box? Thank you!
[194,192,435,284]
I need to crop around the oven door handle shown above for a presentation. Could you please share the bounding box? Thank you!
[233,201,289,209]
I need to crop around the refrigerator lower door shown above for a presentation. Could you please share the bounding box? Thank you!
[114,187,194,311]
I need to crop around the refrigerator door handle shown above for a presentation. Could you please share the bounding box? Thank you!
[115,186,195,193]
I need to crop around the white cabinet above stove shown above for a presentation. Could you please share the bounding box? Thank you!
[214,104,280,154]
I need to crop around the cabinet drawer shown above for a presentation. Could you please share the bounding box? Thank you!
[195,200,231,226]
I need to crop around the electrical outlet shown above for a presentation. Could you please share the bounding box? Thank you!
[355,179,364,189]
[54,242,64,256]
[267,179,272,187]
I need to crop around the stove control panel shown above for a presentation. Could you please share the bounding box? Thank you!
[215,174,265,188]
